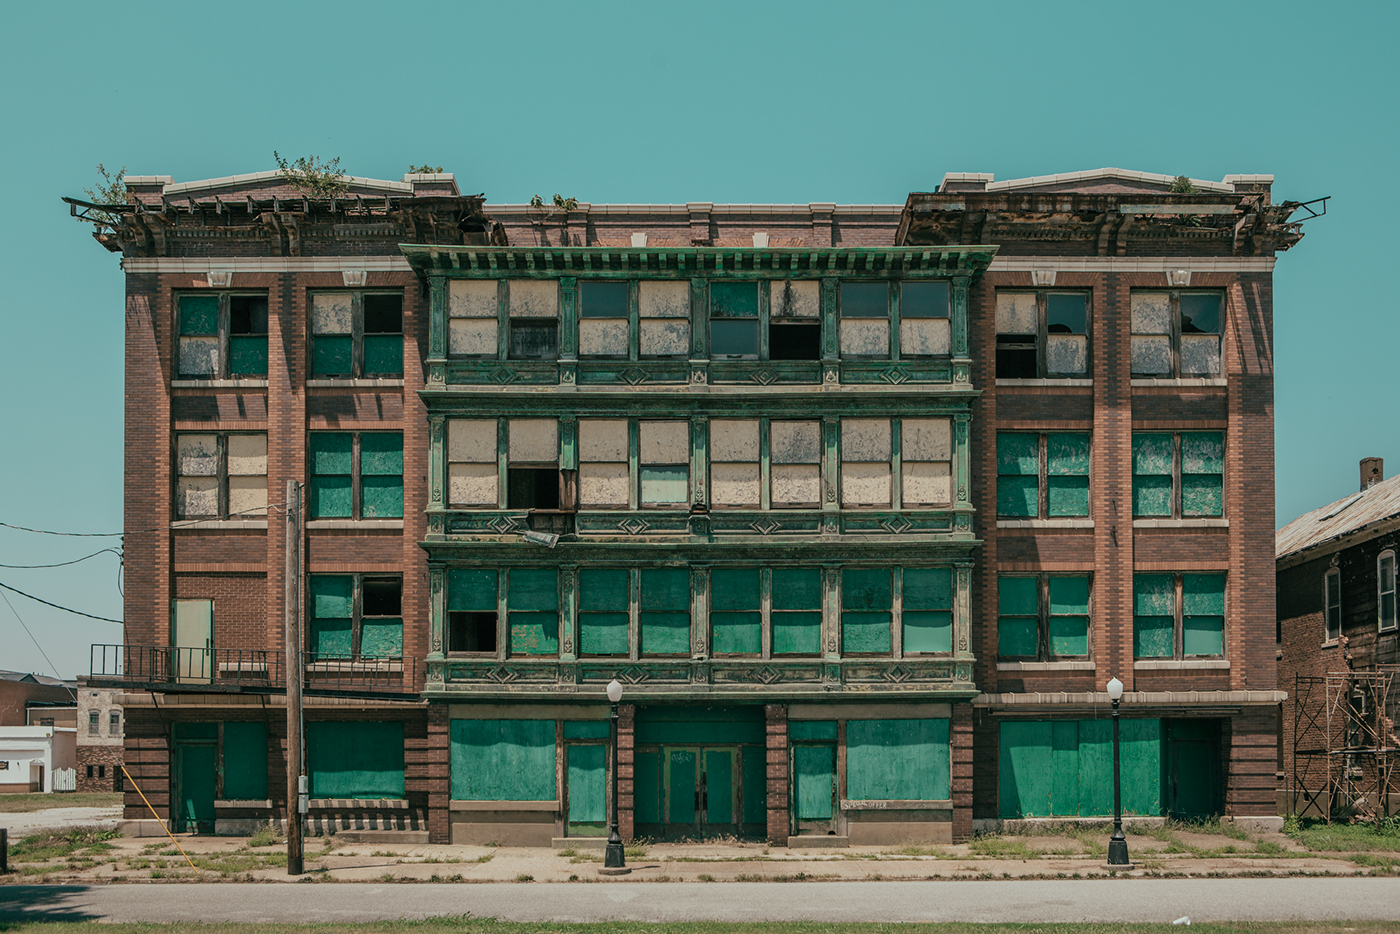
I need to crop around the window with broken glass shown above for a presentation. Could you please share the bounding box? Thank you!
[309,291,403,378]
[994,291,1089,379]
[175,433,268,519]
[840,418,953,508]
[709,419,822,509]
[1131,432,1223,518]
[1324,568,1342,642]
[308,574,403,658]
[1379,551,1397,632]
[176,292,269,379]
[579,280,690,360]
[446,418,570,511]
[1130,291,1222,378]
[446,279,559,361]
[308,432,403,519]
[707,280,824,361]
[1133,572,1224,659]
[996,432,1091,518]
[997,574,1091,660]
[839,281,952,359]
[576,419,689,509]
[445,568,560,657]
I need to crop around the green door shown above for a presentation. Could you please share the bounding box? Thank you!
[793,744,836,834]
[666,747,698,827]
[566,745,607,836]
[703,748,736,829]
[1166,720,1221,819]
[175,743,217,833]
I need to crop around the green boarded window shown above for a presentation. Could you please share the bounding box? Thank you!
[999,719,1161,818]
[450,719,555,801]
[1001,432,1090,518]
[842,569,891,654]
[710,282,759,357]
[1132,433,1174,517]
[311,291,404,379]
[997,433,1039,517]
[309,574,403,659]
[222,721,268,800]
[903,568,952,654]
[579,569,629,656]
[772,568,822,656]
[640,568,690,655]
[1000,575,1091,660]
[307,721,405,799]
[447,569,498,654]
[177,292,269,379]
[1181,432,1223,517]
[309,432,403,520]
[1047,433,1090,517]
[1134,431,1223,518]
[1134,572,1224,659]
[846,719,949,800]
[508,568,559,656]
[711,569,761,655]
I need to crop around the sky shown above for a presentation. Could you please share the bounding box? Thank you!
[0,0,1395,680]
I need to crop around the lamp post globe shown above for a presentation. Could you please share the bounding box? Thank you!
[604,679,627,870]
[1106,676,1131,867]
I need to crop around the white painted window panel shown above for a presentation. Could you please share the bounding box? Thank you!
[995,292,1037,334]
[639,421,689,465]
[639,318,689,356]
[579,420,629,462]
[902,419,952,462]
[228,477,269,516]
[772,464,820,505]
[771,280,820,318]
[1180,334,1221,376]
[178,338,219,377]
[579,463,629,505]
[449,463,499,506]
[177,477,219,517]
[1047,334,1088,374]
[770,421,822,464]
[900,318,951,356]
[579,319,628,357]
[449,279,499,318]
[509,419,558,464]
[711,463,760,506]
[841,463,892,506]
[709,420,760,462]
[1131,335,1172,375]
[841,419,891,462]
[902,461,952,506]
[177,435,219,476]
[449,318,497,356]
[639,280,691,317]
[1130,292,1173,334]
[507,280,558,318]
[310,293,353,334]
[447,420,497,464]
[226,434,267,476]
[840,319,888,356]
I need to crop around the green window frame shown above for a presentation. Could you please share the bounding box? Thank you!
[579,568,630,656]
[711,568,762,655]
[1130,290,1222,378]
[997,432,1090,518]
[640,567,690,656]
[176,292,269,379]
[445,568,559,657]
[1133,572,1225,658]
[771,568,823,656]
[308,574,403,659]
[307,720,405,799]
[174,432,268,520]
[997,574,1091,660]
[706,566,827,658]
[902,568,953,654]
[994,290,1090,379]
[840,567,954,657]
[709,281,761,358]
[1132,432,1223,518]
[309,290,404,379]
[507,568,560,656]
[308,432,403,519]
[447,569,499,655]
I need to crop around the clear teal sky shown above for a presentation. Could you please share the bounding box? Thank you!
[1,0,1394,679]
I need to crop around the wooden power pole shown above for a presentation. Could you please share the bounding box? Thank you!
[285,480,305,875]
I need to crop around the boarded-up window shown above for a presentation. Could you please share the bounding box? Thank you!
[308,721,405,799]
[507,568,559,656]
[841,419,891,506]
[309,432,403,520]
[1132,291,1222,378]
[178,294,220,377]
[360,434,404,518]
[448,280,499,356]
[999,719,1160,818]
[772,568,822,655]
[997,432,1089,518]
[177,292,271,380]
[448,420,499,507]
[176,433,267,519]
[507,419,559,510]
[996,290,1089,378]
[899,281,950,357]
[842,569,891,654]
[901,419,952,506]
[639,281,690,357]
[771,421,822,507]
[846,719,949,800]
[711,569,761,655]
[999,574,1090,660]
[1134,572,1224,659]
[507,280,559,360]
[1180,432,1223,517]
[579,569,629,656]
[228,296,269,377]
[450,719,555,801]
[640,568,690,655]
[222,721,268,800]
[710,282,759,357]
[639,421,689,506]
[903,568,952,654]
[579,281,629,358]
[1133,432,1222,518]
[310,291,403,378]
[769,280,821,361]
[840,282,889,357]
[579,420,629,507]
[710,420,760,507]
[448,569,498,653]
[309,574,402,658]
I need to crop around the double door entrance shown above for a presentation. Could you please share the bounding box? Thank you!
[635,744,764,839]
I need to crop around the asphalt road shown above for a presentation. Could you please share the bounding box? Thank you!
[3,879,1400,924]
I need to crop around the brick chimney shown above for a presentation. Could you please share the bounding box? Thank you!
[1361,457,1384,491]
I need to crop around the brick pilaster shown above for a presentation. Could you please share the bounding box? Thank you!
[427,703,451,843]
[617,704,635,840]
[951,703,974,841]
[765,703,789,844]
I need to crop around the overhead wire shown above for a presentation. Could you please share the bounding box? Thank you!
[0,580,123,624]
[0,547,122,569]
[0,500,286,540]
[0,588,79,701]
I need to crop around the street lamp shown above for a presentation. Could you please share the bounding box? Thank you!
[604,679,627,871]
[1106,676,1132,867]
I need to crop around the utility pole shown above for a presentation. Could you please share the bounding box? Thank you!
[285,480,305,876]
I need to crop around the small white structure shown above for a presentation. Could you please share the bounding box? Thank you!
[0,726,77,793]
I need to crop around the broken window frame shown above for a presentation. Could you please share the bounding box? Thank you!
[307,573,404,660]
[1129,290,1224,379]
[708,418,824,510]
[1132,572,1226,660]
[175,291,270,380]
[308,290,405,379]
[996,432,1092,519]
[174,432,269,520]
[1324,567,1343,642]
[839,417,955,510]
[446,417,573,512]
[993,290,1091,379]
[1131,431,1224,519]
[1379,551,1397,632]
[307,431,404,520]
[996,573,1093,661]
[444,568,561,658]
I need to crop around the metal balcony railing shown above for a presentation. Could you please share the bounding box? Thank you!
[89,645,420,697]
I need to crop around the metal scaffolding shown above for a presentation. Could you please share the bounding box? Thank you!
[1292,668,1399,821]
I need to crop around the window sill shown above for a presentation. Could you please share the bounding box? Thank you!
[1133,659,1229,670]
[306,519,404,530]
[306,378,405,388]
[173,518,268,530]
[1131,378,1227,387]
[996,378,1092,387]
[1132,518,1228,528]
[997,661,1095,671]
[997,519,1094,529]
[172,379,269,388]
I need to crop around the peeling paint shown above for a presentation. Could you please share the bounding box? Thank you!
[1047,334,1088,374]
[508,279,558,318]
[449,318,498,355]
[771,421,822,464]
[902,419,951,462]
[709,419,759,462]
[712,463,760,505]
[580,463,629,505]
[1181,334,1220,375]
[311,293,353,333]
[772,464,820,505]
[840,319,889,355]
[1130,292,1172,334]
[639,318,689,356]
[841,463,892,506]
[771,280,820,318]
[178,337,219,377]
[229,476,268,515]
[842,419,891,462]
[1132,335,1171,375]
[447,419,497,463]
[579,420,629,462]
[449,463,498,505]
[509,419,557,463]
[639,280,690,318]
[902,461,952,505]
[580,319,628,356]
[639,421,688,464]
[177,434,219,475]
[995,292,1036,335]
[177,477,217,517]
[449,279,498,318]
[900,318,951,356]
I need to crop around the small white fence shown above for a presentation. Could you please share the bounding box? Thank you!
[52,767,76,792]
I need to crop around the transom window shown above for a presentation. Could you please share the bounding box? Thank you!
[1130,291,1222,377]
[308,574,403,658]
[1380,552,1397,632]
[309,291,403,378]
[1132,432,1223,518]
[840,281,951,359]
[1133,572,1225,658]
[995,290,1089,378]
[175,432,268,519]
[997,575,1091,660]
[308,432,403,519]
[997,433,1090,518]
[177,292,269,379]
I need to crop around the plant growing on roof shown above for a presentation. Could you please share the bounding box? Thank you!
[1169,175,1197,194]
[273,151,348,197]
[79,163,127,229]
[526,194,581,245]
[408,164,444,174]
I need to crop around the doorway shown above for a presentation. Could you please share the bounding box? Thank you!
[1165,719,1222,819]
[173,599,213,684]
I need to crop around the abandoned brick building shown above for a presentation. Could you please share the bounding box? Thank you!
[1277,458,1400,819]
[78,165,1308,843]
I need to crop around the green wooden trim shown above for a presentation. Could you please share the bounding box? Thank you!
[496,417,508,509]
[428,415,445,514]
[559,416,577,470]
[890,420,903,512]
[690,279,707,359]
[952,277,970,359]
[428,275,446,360]
[428,567,446,662]
[424,394,978,419]
[560,277,578,360]
[495,281,509,362]
[691,417,707,511]
[820,279,838,361]
[561,565,578,660]
[954,414,971,510]
[888,279,902,362]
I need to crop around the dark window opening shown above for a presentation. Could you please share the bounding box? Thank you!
[840,282,888,317]
[363,294,403,334]
[98,765,106,779]
[508,468,561,509]
[362,578,402,617]
[509,320,558,359]
[769,322,821,360]
[229,296,269,335]
[995,338,1038,378]
[449,611,498,653]
[581,282,628,317]
[86,766,94,778]
[711,319,759,357]
[114,769,123,792]
[1180,294,1220,334]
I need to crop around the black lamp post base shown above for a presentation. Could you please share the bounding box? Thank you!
[604,840,627,870]
[1106,836,1132,868]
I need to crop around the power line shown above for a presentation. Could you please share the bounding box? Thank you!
[0,588,78,699]
[0,580,123,624]
[0,547,122,569]
[0,502,287,540]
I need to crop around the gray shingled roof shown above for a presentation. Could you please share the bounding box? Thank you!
[1276,473,1400,559]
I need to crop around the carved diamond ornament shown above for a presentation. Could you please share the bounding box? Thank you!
[879,367,909,384]
[881,515,912,534]
[754,665,783,684]
[488,366,518,385]
[751,369,777,385]
[490,516,520,534]
[617,518,650,535]
[488,666,518,683]
[615,665,650,684]
[881,666,913,683]
[619,367,649,385]
[750,518,781,535]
